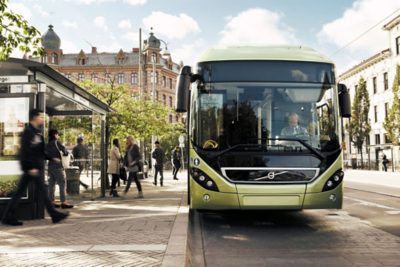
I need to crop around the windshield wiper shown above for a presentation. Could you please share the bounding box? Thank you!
[201,138,325,160]
[270,137,325,160]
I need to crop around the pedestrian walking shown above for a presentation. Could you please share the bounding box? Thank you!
[108,138,122,197]
[172,146,182,180]
[152,141,165,186]
[46,129,73,209]
[382,154,389,172]
[72,136,89,190]
[123,136,143,198]
[1,109,69,226]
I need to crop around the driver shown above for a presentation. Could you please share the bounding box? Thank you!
[280,112,308,136]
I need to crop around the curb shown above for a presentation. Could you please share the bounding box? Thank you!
[161,191,188,267]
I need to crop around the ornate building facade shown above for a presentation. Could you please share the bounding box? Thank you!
[39,25,182,123]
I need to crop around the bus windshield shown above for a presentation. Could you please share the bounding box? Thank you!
[191,82,339,152]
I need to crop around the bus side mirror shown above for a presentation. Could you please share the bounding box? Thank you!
[175,65,192,113]
[338,83,351,118]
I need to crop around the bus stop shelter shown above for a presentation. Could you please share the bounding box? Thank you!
[0,58,110,220]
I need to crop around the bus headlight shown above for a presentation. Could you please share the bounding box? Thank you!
[322,170,344,192]
[190,167,219,192]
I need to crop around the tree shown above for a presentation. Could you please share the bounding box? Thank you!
[348,77,371,168]
[383,65,400,145]
[0,0,43,60]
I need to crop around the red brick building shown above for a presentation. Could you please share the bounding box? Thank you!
[40,25,182,122]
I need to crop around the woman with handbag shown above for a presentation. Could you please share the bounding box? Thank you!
[107,139,122,197]
[123,136,143,198]
[46,129,73,209]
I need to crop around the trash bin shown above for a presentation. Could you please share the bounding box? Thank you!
[351,158,357,169]
[65,167,80,195]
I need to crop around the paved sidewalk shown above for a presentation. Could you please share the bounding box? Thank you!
[0,170,188,267]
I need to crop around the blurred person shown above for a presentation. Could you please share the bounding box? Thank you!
[2,109,69,226]
[171,146,182,180]
[72,136,89,190]
[108,138,122,197]
[46,129,73,209]
[152,141,165,186]
[123,136,143,198]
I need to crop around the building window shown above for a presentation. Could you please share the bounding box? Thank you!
[91,73,98,83]
[373,77,377,94]
[78,73,85,81]
[375,134,380,145]
[151,52,157,63]
[51,53,58,64]
[42,52,48,63]
[385,102,389,118]
[384,72,388,90]
[169,96,173,107]
[105,73,111,83]
[151,71,158,84]
[384,134,391,144]
[169,78,173,89]
[374,105,378,122]
[78,58,86,65]
[162,76,166,87]
[366,135,370,145]
[175,115,179,122]
[156,91,159,100]
[162,94,166,105]
[117,58,124,65]
[117,73,124,84]
[65,73,71,79]
[169,114,173,123]
[131,73,138,85]
[396,36,400,55]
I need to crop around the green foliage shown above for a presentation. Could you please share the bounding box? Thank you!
[348,77,371,166]
[0,0,43,60]
[0,175,19,197]
[383,65,400,145]
[78,80,185,148]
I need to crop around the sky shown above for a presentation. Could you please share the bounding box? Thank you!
[8,0,400,74]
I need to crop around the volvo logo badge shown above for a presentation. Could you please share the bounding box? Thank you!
[267,172,275,179]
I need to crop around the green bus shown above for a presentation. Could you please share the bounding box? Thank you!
[175,46,351,210]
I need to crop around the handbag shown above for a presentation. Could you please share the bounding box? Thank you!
[55,141,71,168]
[119,166,127,181]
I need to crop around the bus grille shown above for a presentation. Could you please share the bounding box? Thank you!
[220,168,319,183]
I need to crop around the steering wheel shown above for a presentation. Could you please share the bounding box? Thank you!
[203,140,219,149]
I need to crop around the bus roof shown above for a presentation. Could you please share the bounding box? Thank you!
[197,45,334,65]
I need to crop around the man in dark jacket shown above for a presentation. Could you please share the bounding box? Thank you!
[152,141,165,186]
[1,109,69,226]
[72,137,89,190]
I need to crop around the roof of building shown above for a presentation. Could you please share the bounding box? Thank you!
[338,48,391,81]
[41,25,61,50]
[197,45,334,64]
[383,15,400,31]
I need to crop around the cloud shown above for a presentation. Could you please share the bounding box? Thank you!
[60,39,80,53]
[94,16,108,31]
[122,31,140,46]
[8,2,32,20]
[63,20,78,29]
[172,39,207,67]
[118,19,132,29]
[33,4,50,17]
[218,8,297,46]
[318,0,400,55]
[64,0,146,5]
[142,11,200,40]
[123,0,147,5]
